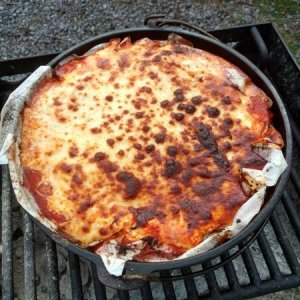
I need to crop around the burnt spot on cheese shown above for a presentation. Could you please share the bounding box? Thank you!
[192,177,224,196]
[135,111,145,119]
[177,103,186,111]
[72,173,83,186]
[142,125,150,133]
[53,98,62,106]
[93,152,107,161]
[152,55,162,62]
[223,117,234,136]
[192,96,203,106]
[173,44,187,54]
[106,138,115,147]
[174,88,185,102]
[237,152,267,169]
[69,146,79,157]
[169,205,180,216]
[145,144,155,153]
[179,198,212,228]
[166,145,178,156]
[149,71,158,79]
[76,85,84,91]
[185,105,196,114]
[170,184,182,195]
[154,133,165,144]
[206,106,220,118]
[77,198,95,214]
[173,112,184,121]
[135,153,146,160]
[214,153,230,169]
[134,143,142,150]
[68,193,79,201]
[196,123,216,151]
[81,224,90,233]
[224,117,234,128]
[139,86,152,94]
[118,150,125,157]
[182,149,189,155]
[222,142,232,151]
[97,59,110,69]
[118,53,130,69]
[193,144,201,152]
[144,50,153,57]
[129,200,165,227]
[221,96,232,105]
[160,100,170,108]
[182,169,196,186]
[58,116,66,123]
[161,50,173,56]
[114,83,120,89]
[97,160,118,173]
[105,95,113,102]
[83,75,92,82]
[187,157,202,167]
[60,163,72,173]
[132,98,147,110]
[196,123,230,170]
[99,227,108,235]
[116,172,141,199]
[90,127,101,134]
[68,103,78,112]
[162,159,182,178]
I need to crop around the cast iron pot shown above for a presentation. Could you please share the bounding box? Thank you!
[19,19,292,289]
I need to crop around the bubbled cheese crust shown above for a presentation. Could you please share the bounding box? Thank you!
[20,35,283,260]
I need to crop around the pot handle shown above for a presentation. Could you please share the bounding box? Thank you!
[94,259,147,290]
[144,14,219,41]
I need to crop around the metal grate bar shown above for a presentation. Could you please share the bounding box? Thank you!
[91,263,107,300]
[117,289,130,300]
[23,212,37,300]
[270,211,300,274]
[221,275,300,299]
[221,252,242,293]
[160,270,176,299]
[257,231,282,280]
[45,237,60,300]
[202,261,221,298]
[291,168,300,196]
[140,282,153,300]
[1,166,14,300]
[68,251,84,300]
[240,247,261,286]
[181,267,198,300]
[281,191,300,240]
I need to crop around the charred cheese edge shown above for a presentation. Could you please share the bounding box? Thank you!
[20,34,284,261]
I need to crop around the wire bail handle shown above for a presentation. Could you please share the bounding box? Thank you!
[144,14,219,41]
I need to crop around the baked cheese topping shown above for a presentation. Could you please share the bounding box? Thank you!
[20,35,283,260]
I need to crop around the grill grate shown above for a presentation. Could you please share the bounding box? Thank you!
[1,23,300,299]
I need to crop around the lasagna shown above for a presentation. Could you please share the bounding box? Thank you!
[19,34,284,262]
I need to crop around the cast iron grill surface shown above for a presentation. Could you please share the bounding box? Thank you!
[1,23,300,299]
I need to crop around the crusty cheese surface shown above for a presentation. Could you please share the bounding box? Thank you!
[20,35,283,260]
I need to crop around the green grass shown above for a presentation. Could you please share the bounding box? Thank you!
[256,0,300,63]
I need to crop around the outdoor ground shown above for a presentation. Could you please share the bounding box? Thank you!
[0,0,299,299]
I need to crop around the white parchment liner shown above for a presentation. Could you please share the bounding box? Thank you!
[0,48,288,276]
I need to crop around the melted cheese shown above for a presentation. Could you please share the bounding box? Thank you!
[20,35,283,260]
